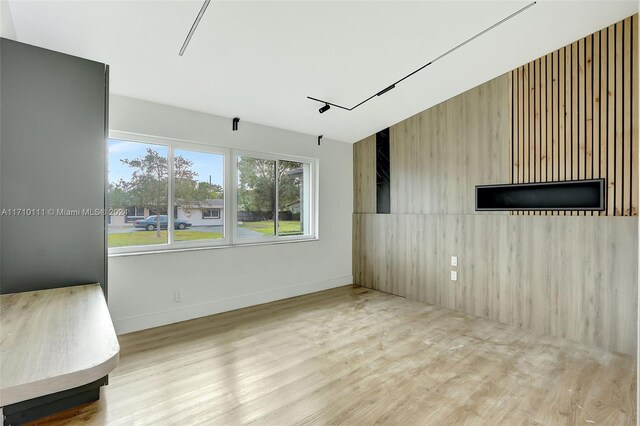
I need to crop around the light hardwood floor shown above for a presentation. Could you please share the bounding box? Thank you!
[29,286,636,425]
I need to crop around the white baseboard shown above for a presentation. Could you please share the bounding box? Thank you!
[113,275,353,335]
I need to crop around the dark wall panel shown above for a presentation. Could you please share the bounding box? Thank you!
[0,38,108,294]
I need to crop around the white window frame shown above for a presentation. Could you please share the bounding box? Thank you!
[232,150,318,245]
[108,131,318,255]
[108,131,230,254]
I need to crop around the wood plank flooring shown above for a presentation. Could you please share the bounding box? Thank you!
[28,286,636,426]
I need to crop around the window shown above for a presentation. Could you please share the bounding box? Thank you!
[108,139,169,248]
[278,160,310,236]
[236,157,276,238]
[108,132,316,254]
[173,148,225,243]
[236,154,313,241]
[202,209,221,219]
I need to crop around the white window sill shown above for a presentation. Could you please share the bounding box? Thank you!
[108,237,319,258]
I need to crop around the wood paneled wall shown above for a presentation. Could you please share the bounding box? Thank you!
[353,134,376,214]
[389,76,510,214]
[352,15,639,355]
[511,15,638,216]
[354,214,638,355]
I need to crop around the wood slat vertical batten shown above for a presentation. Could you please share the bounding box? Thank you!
[632,15,639,216]
[608,24,616,216]
[593,32,601,216]
[623,17,632,215]
[509,15,637,216]
[600,29,608,216]
[546,54,553,188]
[553,50,559,185]
[586,35,593,215]
[559,47,566,216]
[574,41,580,215]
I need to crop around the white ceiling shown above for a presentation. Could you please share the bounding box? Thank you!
[3,1,638,143]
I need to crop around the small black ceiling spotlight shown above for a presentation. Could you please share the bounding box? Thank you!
[307,1,536,113]
[317,135,323,146]
[232,117,240,131]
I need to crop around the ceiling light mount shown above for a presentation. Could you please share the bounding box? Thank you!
[308,1,536,113]
[376,84,396,97]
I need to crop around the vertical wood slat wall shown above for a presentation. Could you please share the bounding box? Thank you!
[511,15,638,216]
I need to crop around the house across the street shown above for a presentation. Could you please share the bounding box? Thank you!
[109,199,224,228]
[175,199,224,226]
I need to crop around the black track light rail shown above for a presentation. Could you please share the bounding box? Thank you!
[179,0,211,56]
[307,1,536,112]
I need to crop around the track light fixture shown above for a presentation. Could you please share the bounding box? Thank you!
[179,0,211,56]
[308,1,536,113]
[318,135,323,146]
[232,117,240,131]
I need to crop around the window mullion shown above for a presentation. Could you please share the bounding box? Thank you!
[167,145,174,245]
[230,152,237,245]
[275,159,279,237]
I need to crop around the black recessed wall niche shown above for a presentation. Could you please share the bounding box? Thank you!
[376,128,391,214]
[476,179,605,211]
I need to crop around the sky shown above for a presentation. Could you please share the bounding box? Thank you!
[108,139,224,187]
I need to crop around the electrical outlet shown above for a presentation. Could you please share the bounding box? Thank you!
[451,271,458,281]
[451,256,458,267]
[173,290,182,303]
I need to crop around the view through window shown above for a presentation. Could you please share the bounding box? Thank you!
[108,140,225,249]
[236,156,311,239]
[108,139,169,248]
[173,149,225,243]
[108,135,315,252]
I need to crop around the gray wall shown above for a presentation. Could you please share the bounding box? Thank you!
[0,38,107,294]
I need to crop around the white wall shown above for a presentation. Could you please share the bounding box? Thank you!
[0,1,16,39]
[108,95,353,334]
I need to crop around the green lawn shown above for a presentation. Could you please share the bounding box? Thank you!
[108,230,223,248]
[238,220,302,236]
[109,221,301,247]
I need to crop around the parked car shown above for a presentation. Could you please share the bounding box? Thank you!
[134,215,192,231]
